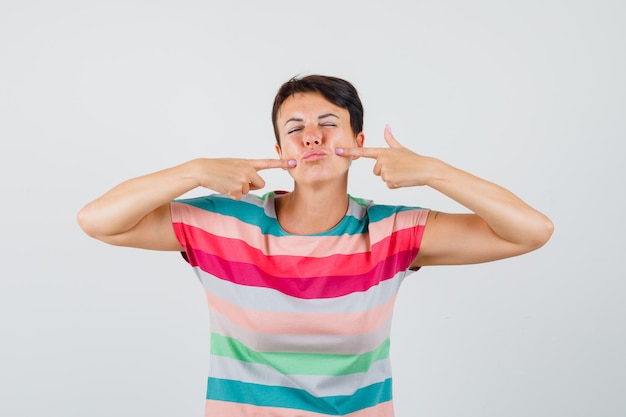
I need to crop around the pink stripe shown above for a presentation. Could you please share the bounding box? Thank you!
[171,201,428,256]
[370,208,429,244]
[205,399,394,417]
[345,401,395,417]
[210,309,391,354]
[205,290,397,335]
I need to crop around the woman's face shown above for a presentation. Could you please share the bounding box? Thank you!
[275,92,364,186]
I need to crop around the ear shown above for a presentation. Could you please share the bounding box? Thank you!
[355,132,365,147]
[275,143,282,158]
[352,132,365,160]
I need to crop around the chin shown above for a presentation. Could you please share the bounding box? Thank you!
[292,168,349,186]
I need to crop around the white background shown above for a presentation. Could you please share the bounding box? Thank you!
[1,1,625,416]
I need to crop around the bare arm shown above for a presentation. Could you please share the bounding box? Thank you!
[77,157,296,250]
[336,126,554,266]
[411,160,553,266]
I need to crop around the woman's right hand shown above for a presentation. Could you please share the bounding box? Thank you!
[194,158,296,200]
[77,157,296,250]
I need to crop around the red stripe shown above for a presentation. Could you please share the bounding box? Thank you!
[182,247,418,300]
[173,222,423,279]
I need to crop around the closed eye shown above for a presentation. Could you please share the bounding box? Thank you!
[287,126,304,134]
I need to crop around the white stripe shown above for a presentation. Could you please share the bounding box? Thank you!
[193,266,413,313]
[210,311,393,354]
[209,355,392,397]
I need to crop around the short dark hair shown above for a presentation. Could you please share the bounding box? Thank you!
[272,75,364,145]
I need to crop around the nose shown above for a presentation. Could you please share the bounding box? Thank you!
[303,126,322,147]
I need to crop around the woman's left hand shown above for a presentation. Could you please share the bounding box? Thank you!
[336,125,436,189]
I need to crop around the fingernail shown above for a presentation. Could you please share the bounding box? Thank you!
[288,159,297,167]
[335,148,344,155]
[385,124,392,133]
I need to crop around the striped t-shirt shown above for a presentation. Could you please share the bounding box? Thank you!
[170,191,429,417]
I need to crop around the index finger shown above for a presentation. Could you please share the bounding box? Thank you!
[250,158,297,171]
[336,147,384,159]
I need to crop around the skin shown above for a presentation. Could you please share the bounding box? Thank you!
[77,92,553,267]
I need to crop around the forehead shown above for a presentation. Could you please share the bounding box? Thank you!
[277,92,347,121]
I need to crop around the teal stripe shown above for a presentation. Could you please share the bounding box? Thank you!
[206,377,392,414]
[174,194,271,222]
[367,204,424,223]
[211,333,390,376]
[175,195,369,236]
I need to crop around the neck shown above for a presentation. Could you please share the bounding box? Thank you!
[276,180,349,235]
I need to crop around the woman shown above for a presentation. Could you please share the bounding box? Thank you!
[78,75,553,416]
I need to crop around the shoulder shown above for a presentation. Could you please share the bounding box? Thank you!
[173,192,272,211]
[171,192,278,227]
[351,195,428,226]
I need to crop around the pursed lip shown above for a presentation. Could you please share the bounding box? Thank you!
[301,149,328,160]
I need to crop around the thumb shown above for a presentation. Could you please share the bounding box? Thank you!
[384,124,403,149]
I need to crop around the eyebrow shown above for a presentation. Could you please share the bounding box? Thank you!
[284,113,340,126]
